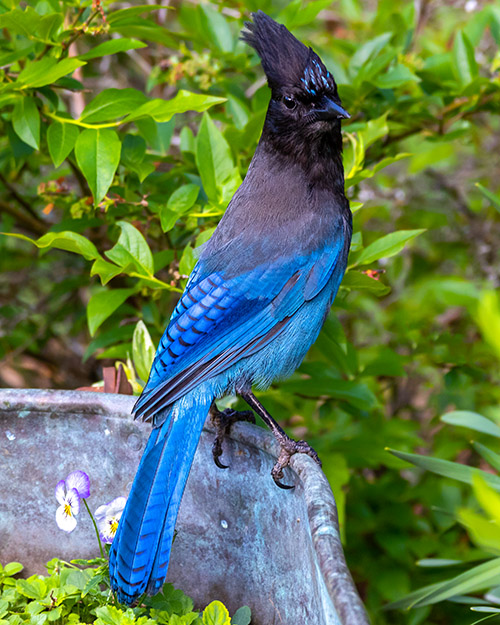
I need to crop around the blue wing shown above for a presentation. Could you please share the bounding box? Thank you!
[134,233,346,423]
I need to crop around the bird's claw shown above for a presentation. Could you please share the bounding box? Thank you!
[211,408,255,469]
[271,435,322,489]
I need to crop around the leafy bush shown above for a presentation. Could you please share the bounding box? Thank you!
[0,559,251,625]
[1,1,500,623]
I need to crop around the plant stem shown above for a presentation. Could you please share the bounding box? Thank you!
[82,498,105,559]
[44,110,121,129]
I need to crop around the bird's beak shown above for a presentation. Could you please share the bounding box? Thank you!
[315,97,350,120]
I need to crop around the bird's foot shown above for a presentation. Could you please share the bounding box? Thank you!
[238,390,321,490]
[210,407,255,469]
[271,432,322,490]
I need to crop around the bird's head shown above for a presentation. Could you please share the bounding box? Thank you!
[241,11,349,144]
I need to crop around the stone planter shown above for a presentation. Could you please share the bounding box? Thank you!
[0,388,369,625]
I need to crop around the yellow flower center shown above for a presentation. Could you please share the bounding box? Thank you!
[64,503,72,517]
[110,519,119,535]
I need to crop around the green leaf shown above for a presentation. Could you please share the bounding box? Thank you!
[279,0,333,29]
[75,128,121,205]
[226,96,249,130]
[3,562,23,576]
[349,32,393,73]
[2,231,100,261]
[476,183,500,213]
[160,184,199,232]
[198,5,233,52]
[388,558,500,609]
[282,375,376,411]
[168,184,200,212]
[90,257,123,285]
[12,97,40,149]
[0,7,42,39]
[358,113,389,148]
[441,411,500,438]
[231,606,251,625]
[372,153,411,174]
[179,244,196,276]
[120,134,155,181]
[0,45,35,70]
[341,270,390,296]
[47,122,79,168]
[78,38,147,61]
[196,113,235,202]
[124,90,226,123]
[362,347,406,377]
[84,325,134,361]
[110,19,177,48]
[476,291,500,361]
[16,578,46,600]
[121,134,146,166]
[471,474,500,521]
[345,153,411,189]
[106,220,154,277]
[375,64,420,89]
[354,229,425,266]
[345,132,365,180]
[136,118,174,153]
[107,5,168,24]
[132,320,155,382]
[18,57,85,88]
[387,448,500,492]
[473,442,500,473]
[453,30,478,87]
[80,88,148,123]
[87,288,135,336]
[37,13,63,41]
[180,126,196,153]
[203,601,231,625]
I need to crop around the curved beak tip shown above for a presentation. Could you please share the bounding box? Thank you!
[334,102,350,119]
[316,99,351,121]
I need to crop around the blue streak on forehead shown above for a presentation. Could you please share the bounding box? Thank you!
[302,60,332,96]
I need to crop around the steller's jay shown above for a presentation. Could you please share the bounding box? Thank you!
[110,10,352,604]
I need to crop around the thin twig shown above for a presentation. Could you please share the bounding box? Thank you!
[0,200,46,235]
[67,158,91,197]
[0,171,38,216]
[61,10,100,57]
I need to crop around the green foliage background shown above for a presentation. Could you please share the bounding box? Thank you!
[0,558,251,624]
[1,0,500,623]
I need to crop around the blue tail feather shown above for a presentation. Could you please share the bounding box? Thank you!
[109,390,213,604]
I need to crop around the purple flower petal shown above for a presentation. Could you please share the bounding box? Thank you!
[65,470,90,499]
[106,497,127,516]
[66,488,80,516]
[55,479,66,505]
[56,504,77,532]
[94,496,127,544]
[94,497,126,521]
[94,504,108,522]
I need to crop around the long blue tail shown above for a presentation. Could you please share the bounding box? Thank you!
[109,390,212,604]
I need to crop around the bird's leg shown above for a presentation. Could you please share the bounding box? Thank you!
[240,391,321,490]
[209,402,255,469]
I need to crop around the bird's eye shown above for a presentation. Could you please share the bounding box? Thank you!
[283,96,296,110]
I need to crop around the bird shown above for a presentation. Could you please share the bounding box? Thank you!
[109,10,352,605]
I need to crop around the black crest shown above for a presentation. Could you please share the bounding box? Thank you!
[241,11,337,96]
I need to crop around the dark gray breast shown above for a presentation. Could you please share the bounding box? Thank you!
[201,144,350,277]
